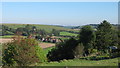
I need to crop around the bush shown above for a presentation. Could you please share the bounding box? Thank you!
[74,43,84,59]
[110,52,120,58]
[35,45,47,63]
[80,55,110,60]
[2,36,46,66]
[47,38,85,61]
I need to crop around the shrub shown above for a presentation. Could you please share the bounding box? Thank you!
[74,43,84,59]
[2,42,17,66]
[80,55,110,60]
[2,36,46,66]
[47,38,85,61]
[35,45,47,63]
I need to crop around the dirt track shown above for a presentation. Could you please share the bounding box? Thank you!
[0,38,55,48]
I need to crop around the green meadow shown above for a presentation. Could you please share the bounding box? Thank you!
[39,58,118,66]
[60,32,78,36]
[0,35,14,38]
[0,35,26,38]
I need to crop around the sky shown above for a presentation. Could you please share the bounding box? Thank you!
[1,2,118,26]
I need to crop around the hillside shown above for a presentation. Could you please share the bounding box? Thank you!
[1,24,76,33]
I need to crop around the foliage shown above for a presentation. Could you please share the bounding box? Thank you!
[74,43,84,59]
[35,45,47,63]
[43,47,55,57]
[1,25,15,36]
[79,25,96,56]
[37,29,47,37]
[51,29,60,36]
[47,38,85,61]
[80,55,110,60]
[2,42,17,66]
[117,29,120,48]
[96,20,115,53]
[15,24,37,36]
[35,35,42,40]
[2,36,46,66]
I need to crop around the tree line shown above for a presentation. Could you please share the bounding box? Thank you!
[1,24,60,37]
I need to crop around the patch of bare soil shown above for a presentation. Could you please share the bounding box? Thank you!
[0,38,12,44]
[0,38,55,48]
[39,42,55,49]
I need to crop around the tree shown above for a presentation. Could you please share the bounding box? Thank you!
[16,27,24,33]
[79,25,96,56]
[38,29,47,37]
[47,38,79,61]
[2,25,14,36]
[52,29,60,36]
[96,20,113,53]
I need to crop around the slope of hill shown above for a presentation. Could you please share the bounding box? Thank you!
[1,24,75,33]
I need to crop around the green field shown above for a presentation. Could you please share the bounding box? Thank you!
[60,32,78,36]
[0,35,26,38]
[2,24,77,33]
[38,58,118,66]
[0,35,14,38]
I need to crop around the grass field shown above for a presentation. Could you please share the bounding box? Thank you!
[0,35,27,38]
[0,35,14,38]
[38,58,118,66]
[60,32,78,36]
[2,24,77,33]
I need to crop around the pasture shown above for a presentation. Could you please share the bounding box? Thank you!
[0,35,14,38]
[60,32,78,37]
[39,57,118,66]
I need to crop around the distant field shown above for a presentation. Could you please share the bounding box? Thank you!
[0,35,26,38]
[60,32,78,36]
[0,35,14,38]
[39,42,55,49]
[2,24,77,33]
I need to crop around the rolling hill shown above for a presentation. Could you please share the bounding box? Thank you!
[1,24,77,33]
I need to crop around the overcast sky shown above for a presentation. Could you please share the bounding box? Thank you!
[1,2,118,26]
